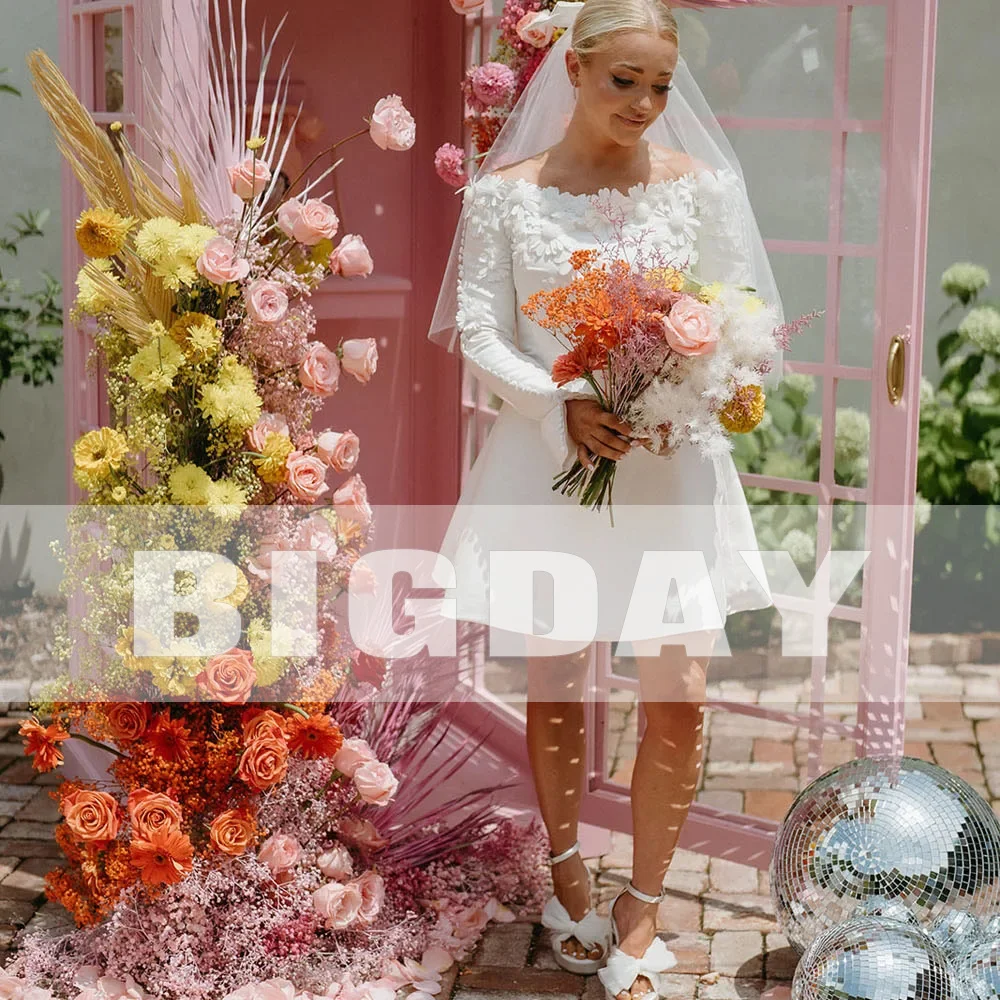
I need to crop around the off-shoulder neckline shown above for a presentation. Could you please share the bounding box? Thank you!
[475,167,718,203]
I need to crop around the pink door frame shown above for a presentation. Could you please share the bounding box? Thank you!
[451,0,939,868]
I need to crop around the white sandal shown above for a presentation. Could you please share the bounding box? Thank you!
[541,840,611,975]
[597,881,677,1000]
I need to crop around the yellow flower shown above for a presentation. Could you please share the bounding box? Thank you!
[169,312,221,363]
[110,485,128,503]
[73,427,128,477]
[743,295,765,314]
[179,224,218,260]
[75,258,119,314]
[247,618,286,687]
[109,121,123,133]
[128,335,185,393]
[253,432,294,484]
[246,136,266,151]
[719,384,766,433]
[207,479,248,521]
[148,658,198,696]
[154,254,199,291]
[202,560,250,608]
[116,626,173,674]
[199,368,263,430]
[699,282,725,304]
[134,217,184,265]
[75,208,134,257]
[168,463,214,504]
[644,266,685,292]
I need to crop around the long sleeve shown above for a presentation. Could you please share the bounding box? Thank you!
[694,167,755,287]
[456,178,598,471]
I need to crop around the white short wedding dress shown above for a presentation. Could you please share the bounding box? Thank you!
[433,166,774,650]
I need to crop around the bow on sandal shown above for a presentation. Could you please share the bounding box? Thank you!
[597,882,677,1000]
[541,840,611,975]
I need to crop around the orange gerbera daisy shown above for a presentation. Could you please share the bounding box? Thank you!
[551,339,610,386]
[19,717,71,772]
[146,712,194,762]
[286,713,344,759]
[130,827,194,886]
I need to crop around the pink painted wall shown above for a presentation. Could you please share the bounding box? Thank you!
[231,0,466,507]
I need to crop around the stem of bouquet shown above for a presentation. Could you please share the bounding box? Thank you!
[70,732,127,759]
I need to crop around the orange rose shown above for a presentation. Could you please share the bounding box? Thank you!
[196,647,256,704]
[209,808,257,856]
[241,708,289,744]
[127,788,183,839]
[237,737,289,791]
[106,702,150,743]
[62,789,121,845]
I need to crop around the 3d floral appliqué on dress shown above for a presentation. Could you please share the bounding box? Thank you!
[438,167,774,647]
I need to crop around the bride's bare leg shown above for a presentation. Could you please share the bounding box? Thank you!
[608,630,718,1000]
[525,635,597,961]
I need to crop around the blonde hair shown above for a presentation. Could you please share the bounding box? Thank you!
[571,0,679,64]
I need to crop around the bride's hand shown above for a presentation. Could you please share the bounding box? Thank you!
[633,435,678,457]
[566,399,635,469]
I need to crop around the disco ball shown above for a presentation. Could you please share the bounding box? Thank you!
[927,910,985,962]
[791,916,964,1000]
[854,895,921,928]
[956,939,1000,1000]
[770,755,1000,954]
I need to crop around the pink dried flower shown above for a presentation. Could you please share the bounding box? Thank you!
[471,62,517,108]
[434,143,467,188]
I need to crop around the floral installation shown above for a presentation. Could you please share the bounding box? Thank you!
[2,4,547,996]
[519,207,818,518]
[435,0,777,188]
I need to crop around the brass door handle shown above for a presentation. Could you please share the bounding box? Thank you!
[886,334,906,405]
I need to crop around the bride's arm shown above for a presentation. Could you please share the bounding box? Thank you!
[456,179,597,471]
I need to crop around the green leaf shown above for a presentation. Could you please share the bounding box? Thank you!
[937,331,963,367]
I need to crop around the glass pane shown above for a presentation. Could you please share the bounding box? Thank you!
[832,379,872,489]
[838,254,877,368]
[843,131,882,246]
[681,6,838,119]
[768,252,828,366]
[848,4,887,121]
[831,500,868,609]
[95,11,125,114]
[732,128,831,243]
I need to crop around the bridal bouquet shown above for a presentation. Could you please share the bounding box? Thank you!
[521,244,818,517]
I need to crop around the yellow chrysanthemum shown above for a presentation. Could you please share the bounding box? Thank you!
[207,479,248,521]
[116,626,173,674]
[253,432,294,484]
[75,208,134,257]
[698,282,725,304]
[246,136,266,151]
[743,295,765,314]
[199,372,263,430]
[128,335,185,393]
[134,217,184,265]
[169,312,221,363]
[179,223,218,260]
[644,266,685,292]
[719,384,766,433]
[110,485,128,503]
[247,618,287,687]
[153,254,199,291]
[201,560,250,608]
[73,427,128,476]
[148,658,198,697]
[168,463,214,504]
[75,258,119,314]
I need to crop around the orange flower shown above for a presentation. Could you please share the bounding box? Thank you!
[105,702,150,743]
[196,647,256,704]
[62,789,121,845]
[569,248,598,271]
[286,714,344,759]
[146,712,194,762]
[237,736,289,791]
[551,340,609,386]
[209,807,257,856]
[241,708,289,744]
[130,828,194,886]
[19,717,71,772]
[127,788,183,839]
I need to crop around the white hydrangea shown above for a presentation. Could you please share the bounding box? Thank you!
[913,493,932,534]
[941,262,990,300]
[919,376,936,407]
[958,306,1000,353]
[940,408,963,434]
[780,528,816,565]
[966,460,1000,495]
[835,407,870,466]
[964,388,997,408]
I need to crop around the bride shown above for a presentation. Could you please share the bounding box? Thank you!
[428,3,784,999]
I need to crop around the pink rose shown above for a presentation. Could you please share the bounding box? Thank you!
[315,430,360,472]
[333,737,376,778]
[229,156,272,200]
[247,412,290,453]
[354,761,398,807]
[286,198,340,246]
[329,235,373,278]
[285,451,329,502]
[317,843,354,881]
[247,532,296,583]
[340,338,378,384]
[661,296,720,357]
[299,342,340,396]
[197,236,250,285]
[369,94,416,151]
[449,0,484,12]
[349,560,377,596]
[336,816,390,853]
[246,279,289,325]
[332,475,372,528]
[258,833,301,873]
[312,880,362,930]
[294,512,339,564]
[516,11,555,48]
[276,199,303,240]
[353,870,385,925]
